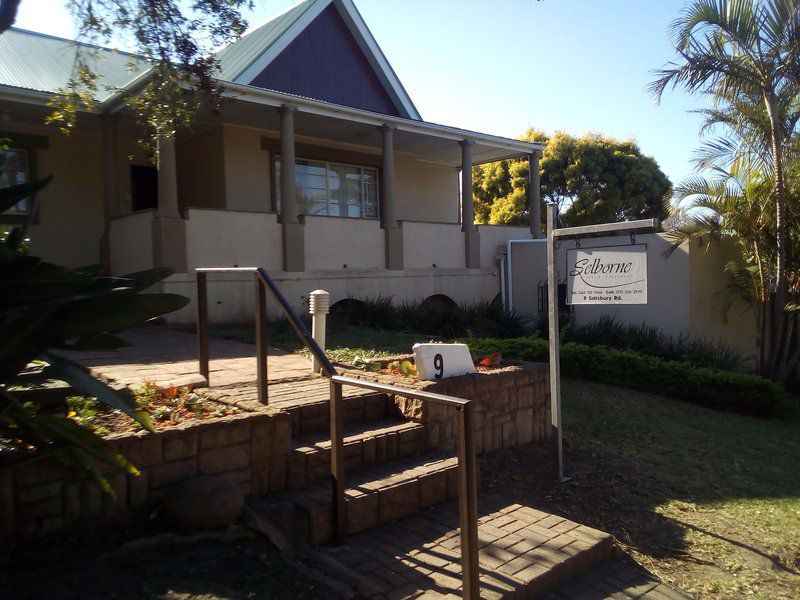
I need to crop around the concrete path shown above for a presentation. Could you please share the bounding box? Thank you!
[54,324,310,390]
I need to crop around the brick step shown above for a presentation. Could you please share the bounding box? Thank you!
[281,391,396,436]
[198,378,397,435]
[287,419,426,490]
[271,450,460,545]
[317,499,614,599]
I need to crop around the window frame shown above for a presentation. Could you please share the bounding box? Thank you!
[274,156,380,220]
[261,138,383,219]
[0,131,49,226]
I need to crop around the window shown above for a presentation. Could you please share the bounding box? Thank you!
[130,165,159,211]
[276,157,379,219]
[0,148,30,214]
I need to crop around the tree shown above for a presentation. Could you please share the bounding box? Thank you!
[0,0,252,146]
[473,129,671,228]
[651,0,800,380]
[667,160,778,374]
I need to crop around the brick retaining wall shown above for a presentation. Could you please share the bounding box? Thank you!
[342,360,551,454]
[0,409,291,539]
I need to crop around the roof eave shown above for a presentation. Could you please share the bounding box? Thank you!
[220,81,543,156]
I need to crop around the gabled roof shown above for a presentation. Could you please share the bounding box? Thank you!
[0,28,149,103]
[214,0,421,120]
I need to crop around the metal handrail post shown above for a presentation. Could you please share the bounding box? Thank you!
[457,403,480,599]
[255,275,269,404]
[196,271,209,385]
[330,379,346,543]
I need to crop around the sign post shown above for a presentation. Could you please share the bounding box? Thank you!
[546,205,658,481]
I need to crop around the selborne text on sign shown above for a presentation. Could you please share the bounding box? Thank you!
[566,244,648,305]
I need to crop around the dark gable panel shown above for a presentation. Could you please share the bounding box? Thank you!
[249,4,403,117]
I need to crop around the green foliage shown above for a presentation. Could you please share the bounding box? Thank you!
[465,336,795,418]
[329,296,530,339]
[45,0,252,148]
[473,129,671,228]
[565,315,743,370]
[652,0,800,383]
[0,174,189,494]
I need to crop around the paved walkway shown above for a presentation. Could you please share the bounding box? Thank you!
[55,324,310,390]
[545,556,693,599]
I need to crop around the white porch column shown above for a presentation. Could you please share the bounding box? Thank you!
[528,150,543,238]
[460,139,480,269]
[280,104,305,272]
[153,135,186,272]
[381,124,403,270]
[157,135,179,217]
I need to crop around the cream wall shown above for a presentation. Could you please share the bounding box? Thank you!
[505,233,759,359]
[185,208,282,271]
[507,234,692,334]
[2,122,105,268]
[689,238,759,361]
[304,215,385,270]
[403,221,465,269]
[222,125,271,212]
[162,268,503,324]
[109,210,155,275]
[479,224,531,269]
[395,154,458,223]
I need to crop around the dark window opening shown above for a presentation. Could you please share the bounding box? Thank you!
[131,165,158,211]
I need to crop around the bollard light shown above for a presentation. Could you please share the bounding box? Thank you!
[309,289,330,315]
[308,290,330,374]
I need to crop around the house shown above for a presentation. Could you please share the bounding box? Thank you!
[0,0,544,322]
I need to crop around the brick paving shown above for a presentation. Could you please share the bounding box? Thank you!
[312,497,614,599]
[545,556,693,600]
[54,324,311,390]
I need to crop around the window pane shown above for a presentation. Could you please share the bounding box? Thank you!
[0,148,30,214]
[275,156,379,220]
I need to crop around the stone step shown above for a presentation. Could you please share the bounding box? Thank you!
[287,419,426,490]
[317,499,614,599]
[271,451,460,545]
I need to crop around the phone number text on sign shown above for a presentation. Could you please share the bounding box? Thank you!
[566,244,648,305]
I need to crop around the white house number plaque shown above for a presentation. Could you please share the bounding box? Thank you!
[413,343,476,380]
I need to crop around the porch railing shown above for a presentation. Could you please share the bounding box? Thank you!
[194,266,480,599]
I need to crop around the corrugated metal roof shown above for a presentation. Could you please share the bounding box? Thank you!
[214,0,315,82]
[0,28,150,102]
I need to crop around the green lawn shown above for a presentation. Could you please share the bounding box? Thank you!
[512,380,800,599]
[210,324,799,597]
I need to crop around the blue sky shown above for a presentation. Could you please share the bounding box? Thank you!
[15,0,708,186]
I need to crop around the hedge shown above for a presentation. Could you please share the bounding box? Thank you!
[466,336,796,419]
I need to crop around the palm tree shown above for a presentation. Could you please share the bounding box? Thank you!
[651,0,800,379]
[667,161,775,373]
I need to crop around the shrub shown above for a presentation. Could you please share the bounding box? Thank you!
[329,296,530,339]
[564,315,743,371]
[465,336,795,419]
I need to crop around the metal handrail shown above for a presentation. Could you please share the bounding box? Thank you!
[329,374,480,599]
[195,268,479,597]
[195,267,338,404]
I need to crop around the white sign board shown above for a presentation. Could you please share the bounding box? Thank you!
[566,244,647,305]
[413,343,475,380]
